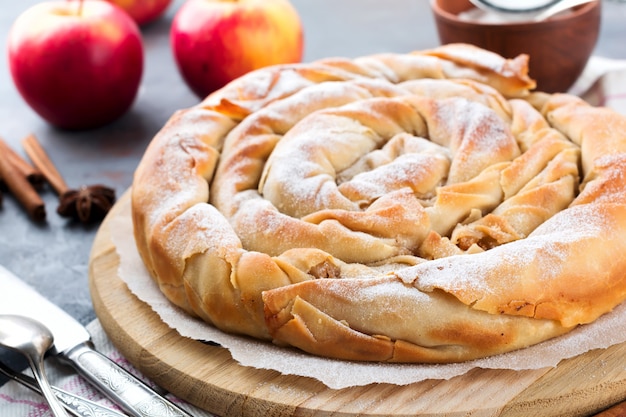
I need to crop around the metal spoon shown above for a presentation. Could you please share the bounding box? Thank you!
[532,0,595,21]
[0,360,128,417]
[469,0,595,21]
[0,314,70,417]
[470,0,561,13]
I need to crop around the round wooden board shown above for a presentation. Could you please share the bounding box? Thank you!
[88,192,626,417]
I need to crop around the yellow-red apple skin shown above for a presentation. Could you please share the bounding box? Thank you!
[104,0,172,26]
[8,0,144,130]
[171,0,304,98]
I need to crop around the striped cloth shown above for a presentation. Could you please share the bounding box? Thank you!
[571,56,626,112]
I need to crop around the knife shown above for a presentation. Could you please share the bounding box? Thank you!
[0,265,193,417]
[0,360,127,417]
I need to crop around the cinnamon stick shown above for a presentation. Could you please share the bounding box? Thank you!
[0,138,45,222]
[21,133,69,195]
[0,137,44,188]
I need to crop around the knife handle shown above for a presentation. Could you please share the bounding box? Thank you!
[61,342,193,417]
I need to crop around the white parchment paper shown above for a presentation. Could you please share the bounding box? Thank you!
[110,57,626,390]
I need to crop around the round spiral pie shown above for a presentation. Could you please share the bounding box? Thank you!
[132,44,626,363]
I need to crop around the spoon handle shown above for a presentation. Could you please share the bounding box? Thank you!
[28,355,71,417]
[0,361,127,417]
[533,0,595,21]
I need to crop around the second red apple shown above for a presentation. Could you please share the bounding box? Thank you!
[171,0,304,98]
[104,0,172,26]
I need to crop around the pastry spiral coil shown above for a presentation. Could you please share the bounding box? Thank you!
[132,44,626,363]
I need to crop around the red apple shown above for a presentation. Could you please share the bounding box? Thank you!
[103,0,173,26]
[171,0,304,98]
[7,0,144,130]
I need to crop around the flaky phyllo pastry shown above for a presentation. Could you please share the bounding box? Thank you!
[132,43,626,363]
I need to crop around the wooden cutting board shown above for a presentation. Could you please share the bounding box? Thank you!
[88,193,626,417]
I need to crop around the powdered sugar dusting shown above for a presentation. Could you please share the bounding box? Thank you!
[418,97,519,184]
[396,203,612,317]
[130,43,626,376]
[114,194,626,388]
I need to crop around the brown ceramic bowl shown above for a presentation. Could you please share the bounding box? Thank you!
[431,0,601,93]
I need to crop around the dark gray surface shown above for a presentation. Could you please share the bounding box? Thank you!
[0,0,624,328]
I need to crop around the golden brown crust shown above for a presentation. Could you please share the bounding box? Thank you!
[132,44,626,363]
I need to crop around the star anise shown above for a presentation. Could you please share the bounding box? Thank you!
[57,185,116,223]
[21,134,116,224]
